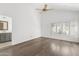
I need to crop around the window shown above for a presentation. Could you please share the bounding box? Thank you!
[51,21,78,36]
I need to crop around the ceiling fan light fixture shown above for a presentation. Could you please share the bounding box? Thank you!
[36,4,53,12]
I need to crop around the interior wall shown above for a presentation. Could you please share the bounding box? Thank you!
[40,10,79,42]
[0,3,41,45]
[0,3,79,44]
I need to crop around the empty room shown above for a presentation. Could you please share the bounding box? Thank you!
[0,3,79,56]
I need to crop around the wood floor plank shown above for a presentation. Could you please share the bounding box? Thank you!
[0,37,79,56]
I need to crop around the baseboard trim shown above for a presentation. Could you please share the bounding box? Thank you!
[41,36,79,43]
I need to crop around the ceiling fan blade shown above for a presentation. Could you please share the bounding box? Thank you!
[36,9,41,10]
[46,9,54,11]
[36,8,41,10]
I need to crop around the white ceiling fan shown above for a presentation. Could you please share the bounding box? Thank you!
[36,4,53,13]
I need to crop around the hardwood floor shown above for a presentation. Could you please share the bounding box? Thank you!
[0,37,79,56]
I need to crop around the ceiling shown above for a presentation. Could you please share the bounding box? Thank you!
[0,3,79,11]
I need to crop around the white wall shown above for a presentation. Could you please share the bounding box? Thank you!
[0,3,41,45]
[0,3,79,44]
[40,10,79,42]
